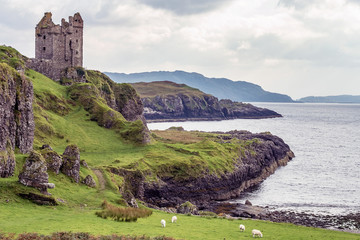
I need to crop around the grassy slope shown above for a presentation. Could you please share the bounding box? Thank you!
[0,204,358,240]
[0,47,358,239]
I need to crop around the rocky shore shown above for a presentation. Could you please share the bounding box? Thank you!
[205,201,360,233]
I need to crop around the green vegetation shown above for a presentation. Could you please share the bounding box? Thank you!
[0,204,358,240]
[131,81,204,98]
[0,45,358,240]
[0,46,27,70]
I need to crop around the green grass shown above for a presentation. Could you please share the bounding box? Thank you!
[0,203,358,240]
[131,81,205,98]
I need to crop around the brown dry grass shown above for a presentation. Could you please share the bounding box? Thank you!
[95,200,152,222]
[151,130,205,144]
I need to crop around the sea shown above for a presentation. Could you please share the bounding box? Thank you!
[147,103,360,216]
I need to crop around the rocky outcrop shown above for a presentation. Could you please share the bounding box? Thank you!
[0,141,15,178]
[68,70,150,144]
[139,131,293,208]
[135,82,281,121]
[40,145,63,174]
[113,83,148,126]
[61,145,80,183]
[18,151,51,193]
[0,62,34,178]
[18,192,58,206]
[82,175,96,188]
[177,201,198,215]
[142,94,226,120]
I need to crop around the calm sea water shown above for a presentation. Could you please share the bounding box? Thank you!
[148,103,360,215]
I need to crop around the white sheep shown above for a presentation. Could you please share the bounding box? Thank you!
[171,216,177,223]
[239,224,245,232]
[252,229,263,238]
[161,219,166,228]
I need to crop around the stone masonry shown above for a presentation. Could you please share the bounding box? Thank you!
[27,12,83,81]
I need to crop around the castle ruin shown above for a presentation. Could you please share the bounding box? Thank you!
[28,12,83,81]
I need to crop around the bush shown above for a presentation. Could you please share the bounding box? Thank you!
[95,200,152,222]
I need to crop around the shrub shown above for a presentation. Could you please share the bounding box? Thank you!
[95,200,152,222]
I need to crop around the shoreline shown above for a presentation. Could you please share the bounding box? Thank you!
[205,201,360,233]
[146,115,282,123]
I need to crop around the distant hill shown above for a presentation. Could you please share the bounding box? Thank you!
[298,95,360,103]
[105,70,294,103]
[131,81,282,121]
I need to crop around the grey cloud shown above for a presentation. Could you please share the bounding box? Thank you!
[226,32,360,68]
[277,0,322,9]
[136,0,234,15]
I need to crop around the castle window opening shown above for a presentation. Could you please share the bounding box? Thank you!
[76,51,79,55]
[43,35,46,40]
[76,39,78,43]
[43,47,46,51]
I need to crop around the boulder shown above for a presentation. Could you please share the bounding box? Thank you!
[82,175,96,188]
[40,147,63,174]
[61,145,80,182]
[18,151,50,193]
[177,201,198,215]
[245,199,252,206]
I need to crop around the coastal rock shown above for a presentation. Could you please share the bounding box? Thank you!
[40,147,63,174]
[82,175,96,188]
[0,62,34,177]
[141,131,294,208]
[18,151,50,193]
[131,81,281,121]
[61,145,80,183]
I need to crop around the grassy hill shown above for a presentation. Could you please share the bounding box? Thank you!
[0,46,358,239]
[105,70,294,102]
[131,81,205,98]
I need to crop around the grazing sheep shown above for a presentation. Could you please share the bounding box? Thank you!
[239,224,245,232]
[171,216,177,223]
[252,229,263,238]
[161,219,166,228]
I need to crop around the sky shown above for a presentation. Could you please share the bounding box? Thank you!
[1,0,360,99]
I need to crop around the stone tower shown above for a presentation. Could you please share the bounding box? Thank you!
[28,12,83,80]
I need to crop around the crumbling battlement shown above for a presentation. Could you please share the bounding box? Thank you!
[27,12,83,81]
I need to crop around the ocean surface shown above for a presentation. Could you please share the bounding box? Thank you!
[148,103,360,215]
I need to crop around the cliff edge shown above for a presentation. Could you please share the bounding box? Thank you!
[132,81,281,121]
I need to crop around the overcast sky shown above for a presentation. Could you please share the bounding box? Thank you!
[1,0,360,99]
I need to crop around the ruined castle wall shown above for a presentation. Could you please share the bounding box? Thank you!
[29,12,83,81]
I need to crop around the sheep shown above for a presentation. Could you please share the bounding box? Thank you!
[252,229,263,238]
[161,219,166,228]
[239,224,245,232]
[171,216,177,223]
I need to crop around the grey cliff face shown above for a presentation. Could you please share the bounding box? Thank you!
[61,145,81,183]
[141,94,281,121]
[0,63,34,178]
